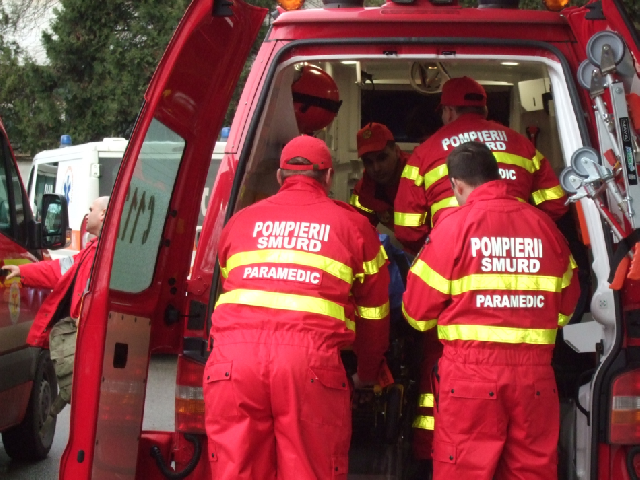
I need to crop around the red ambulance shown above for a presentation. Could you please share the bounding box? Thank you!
[57,0,640,478]
[0,117,69,461]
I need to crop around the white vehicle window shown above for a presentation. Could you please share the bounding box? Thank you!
[0,143,12,236]
[33,163,57,215]
[109,119,184,293]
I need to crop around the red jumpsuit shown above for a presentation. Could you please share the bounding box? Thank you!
[21,238,98,348]
[394,113,568,254]
[349,150,409,231]
[403,180,579,480]
[204,176,390,480]
[394,114,568,460]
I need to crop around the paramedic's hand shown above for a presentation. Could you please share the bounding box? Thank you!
[1,265,20,280]
[351,373,375,390]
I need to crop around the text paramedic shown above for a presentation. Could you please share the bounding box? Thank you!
[253,220,330,251]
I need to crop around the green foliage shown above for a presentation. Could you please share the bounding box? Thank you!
[41,0,190,146]
[0,38,63,154]
[0,0,639,153]
[0,0,189,154]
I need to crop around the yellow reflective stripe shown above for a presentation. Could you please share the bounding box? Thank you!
[423,164,448,191]
[562,258,576,289]
[402,164,424,187]
[411,259,565,295]
[450,273,564,295]
[394,211,427,227]
[494,152,538,174]
[216,289,354,330]
[531,185,565,206]
[418,393,434,408]
[413,415,435,430]
[438,324,557,345]
[363,246,388,275]
[402,303,437,332]
[409,259,451,294]
[558,313,571,327]
[430,196,459,226]
[570,256,578,270]
[349,194,374,214]
[222,249,353,284]
[532,151,544,170]
[357,301,390,320]
[356,246,388,282]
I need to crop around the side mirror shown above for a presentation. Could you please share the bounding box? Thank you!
[39,194,71,249]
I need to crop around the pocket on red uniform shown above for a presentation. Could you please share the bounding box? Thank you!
[331,454,348,479]
[207,439,219,463]
[439,378,501,434]
[301,366,350,427]
[529,377,560,437]
[203,361,240,418]
[432,440,457,464]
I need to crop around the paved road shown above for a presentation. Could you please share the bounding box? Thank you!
[1,355,410,479]
[0,355,177,479]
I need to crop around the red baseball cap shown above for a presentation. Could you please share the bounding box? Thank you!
[357,123,395,157]
[438,76,487,110]
[280,135,333,171]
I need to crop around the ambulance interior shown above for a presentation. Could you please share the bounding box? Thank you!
[231,56,601,475]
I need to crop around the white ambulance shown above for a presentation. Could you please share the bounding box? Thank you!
[27,138,225,257]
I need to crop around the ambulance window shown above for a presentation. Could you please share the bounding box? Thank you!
[7,157,27,243]
[0,135,23,241]
[0,146,11,236]
[98,156,122,197]
[109,119,184,293]
[33,163,57,216]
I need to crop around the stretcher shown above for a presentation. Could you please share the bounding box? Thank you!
[560,31,640,288]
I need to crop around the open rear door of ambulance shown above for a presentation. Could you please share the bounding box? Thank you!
[565,1,640,478]
[57,0,266,478]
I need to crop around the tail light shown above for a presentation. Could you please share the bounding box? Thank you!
[610,369,640,444]
[176,356,206,434]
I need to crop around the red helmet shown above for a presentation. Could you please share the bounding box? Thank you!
[292,65,342,135]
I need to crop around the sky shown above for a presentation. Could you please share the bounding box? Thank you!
[4,0,56,64]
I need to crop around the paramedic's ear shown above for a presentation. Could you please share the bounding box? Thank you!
[450,176,473,206]
[277,169,283,186]
[323,168,334,192]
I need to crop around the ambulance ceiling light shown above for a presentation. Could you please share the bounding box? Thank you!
[477,0,519,8]
[320,0,365,8]
[390,0,457,5]
[501,62,520,66]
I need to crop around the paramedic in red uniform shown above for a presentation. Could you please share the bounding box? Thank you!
[2,196,108,421]
[403,142,579,480]
[394,76,567,255]
[349,122,409,230]
[393,76,569,470]
[203,135,390,480]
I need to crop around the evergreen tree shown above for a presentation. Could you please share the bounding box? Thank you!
[0,38,62,154]
[42,0,190,145]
